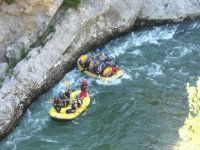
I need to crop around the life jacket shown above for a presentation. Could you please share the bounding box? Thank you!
[112,66,118,73]
[89,60,94,69]
[80,55,88,63]
[103,67,112,76]
[81,84,87,92]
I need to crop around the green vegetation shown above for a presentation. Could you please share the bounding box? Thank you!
[0,77,3,87]
[7,56,17,69]
[63,0,80,9]
[20,43,28,60]
[31,21,56,48]
[177,78,200,149]
[62,46,72,55]
[4,0,14,4]
[9,27,17,35]
[6,43,28,72]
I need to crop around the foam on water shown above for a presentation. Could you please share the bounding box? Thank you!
[130,25,178,46]
[165,45,193,64]
[147,63,164,77]
[104,41,129,57]
[95,78,122,86]
[180,47,192,57]
[130,49,142,56]
[4,134,32,150]
[72,120,80,125]
[189,22,200,30]
[40,137,59,143]
[52,69,85,95]
[102,25,178,66]
[121,72,132,80]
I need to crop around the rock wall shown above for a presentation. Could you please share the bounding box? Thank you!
[0,0,63,79]
[139,0,200,22]
[0,0,200,139]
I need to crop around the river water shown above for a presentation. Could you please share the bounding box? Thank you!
[1,19,200,150]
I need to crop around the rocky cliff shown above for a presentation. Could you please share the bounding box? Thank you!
[0,0,200,139]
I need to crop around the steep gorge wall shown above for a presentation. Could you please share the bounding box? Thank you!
[0,0,63,77]
[0,0,200,139]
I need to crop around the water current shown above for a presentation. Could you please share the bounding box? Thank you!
[1,19,200,150]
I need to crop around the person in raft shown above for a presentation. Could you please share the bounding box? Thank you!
[53,96,62,113]
[64,87,71,107]
[66,100,78,114]
[93,48,101,61]
[79,79,88,100]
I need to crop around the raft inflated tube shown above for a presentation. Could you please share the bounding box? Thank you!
[77,56,123,81]
[48,90,90,121]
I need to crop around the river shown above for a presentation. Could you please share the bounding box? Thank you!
[1,19,200,150]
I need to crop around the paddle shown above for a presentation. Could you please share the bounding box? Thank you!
[48,98,70,104]
[48,98,54,104]
[64,80,68,87]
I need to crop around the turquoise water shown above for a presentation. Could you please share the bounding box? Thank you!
[1,19,200,150]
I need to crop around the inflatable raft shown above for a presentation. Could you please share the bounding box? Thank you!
[77,55,123,81]
[48,90,90,121]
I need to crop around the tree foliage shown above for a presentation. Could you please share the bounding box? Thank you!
[177,78,200,149]
[63,0,80,9]
[4,0,14,4]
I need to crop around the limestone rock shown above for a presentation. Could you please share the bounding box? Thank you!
[139,0,200,22]
[0,63,8,78]
[0,0,63,61]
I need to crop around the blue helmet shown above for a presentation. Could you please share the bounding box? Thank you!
[104,51,108,56]
[109,56,113,60]
[93,59,98,64]
[96,48,100,53]
[100,62,105,66]
[87,53,92,58]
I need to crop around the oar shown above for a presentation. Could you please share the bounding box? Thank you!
[64,80,68,87]
[48,98,54,103]
[48,98,70,104]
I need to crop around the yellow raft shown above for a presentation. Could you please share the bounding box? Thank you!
[48,90,90,121]
[77,55,123,81]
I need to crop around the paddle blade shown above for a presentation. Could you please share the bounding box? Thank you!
[64,80,68,87]
[48,98,54,102]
